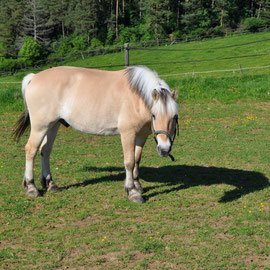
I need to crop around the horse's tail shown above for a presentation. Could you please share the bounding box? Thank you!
[13,73,35,141]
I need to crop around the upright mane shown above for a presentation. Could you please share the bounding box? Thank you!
[126,66,178,115]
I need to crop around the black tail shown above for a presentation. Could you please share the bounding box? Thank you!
[13,109,30,141]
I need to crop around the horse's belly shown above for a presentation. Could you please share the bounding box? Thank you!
[69,120,120,136]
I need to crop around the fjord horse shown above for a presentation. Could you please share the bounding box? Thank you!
[14,66,178,203]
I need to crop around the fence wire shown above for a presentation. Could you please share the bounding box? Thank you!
[130,38,270,52]
[1,64,270,83]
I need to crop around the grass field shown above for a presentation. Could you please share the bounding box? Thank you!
[0,32,269,269]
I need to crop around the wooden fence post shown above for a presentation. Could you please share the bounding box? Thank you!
[239,64,243,75]
[124,43,129,67]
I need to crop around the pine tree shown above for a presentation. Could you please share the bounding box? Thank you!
[21,0,53,47]
[181,0,210,35]
[68,0,98,43]
[0,0,24,55]
[47,0,70,39]
[261,0,270,23]
[143,0,172,40]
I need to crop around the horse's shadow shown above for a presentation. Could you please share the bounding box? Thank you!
[60,165,269,203]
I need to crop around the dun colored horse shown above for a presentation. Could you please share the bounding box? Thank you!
[14,66,179,203]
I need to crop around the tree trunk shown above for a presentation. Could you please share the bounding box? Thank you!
[116,0,119,38]
[220,8,224,27]
[33,0,37,41]
[61,21,65,38]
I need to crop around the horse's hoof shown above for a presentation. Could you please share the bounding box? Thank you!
[125,187,145,203]
[47,181,59,192]
[26,186,40,197]
[129,194,145,204]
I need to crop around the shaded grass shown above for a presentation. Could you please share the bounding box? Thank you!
[0,101,269,269]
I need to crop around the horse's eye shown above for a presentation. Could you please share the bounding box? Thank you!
[152,114,156,120]
[174,115,178,120]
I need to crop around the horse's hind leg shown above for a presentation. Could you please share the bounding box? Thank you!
[40,122,60,192]
[24,128,48,197]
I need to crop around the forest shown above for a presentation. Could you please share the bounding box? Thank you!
[1,0,270,71]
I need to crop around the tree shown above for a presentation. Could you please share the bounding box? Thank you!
[142,0,172,40]
[261,0,270,23]
[22,0,52,47]
[67,0,98,44]
[47,0,70,39]
[0,0,24,55]
[181,0,210,35]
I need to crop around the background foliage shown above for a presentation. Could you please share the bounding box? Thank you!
[1,0,270,71]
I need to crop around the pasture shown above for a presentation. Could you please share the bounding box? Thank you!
[0,32,269,269]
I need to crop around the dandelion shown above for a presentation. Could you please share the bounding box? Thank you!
[101,236,107,242]
[260,203,264,207]
[244,205,247,209]
[259,209,262,212]
[248,210,252,213]
[106,162,110,165]
[260,227,263,231]
[149,236,153,240]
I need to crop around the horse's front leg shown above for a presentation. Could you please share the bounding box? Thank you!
[133,136,147,194]
[121,133,144,204]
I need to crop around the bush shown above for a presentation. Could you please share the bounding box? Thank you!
[117,26,141,44]
[18,37,42,65]
[0,58,18,72]
[106,29,116,45]
[53,37,72,56]
[90,37,103,50]
[70,34,88,51]
[207,26,226,37]
[241,17,266,32]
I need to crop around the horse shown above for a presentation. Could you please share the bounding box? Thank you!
[13,66,179,203]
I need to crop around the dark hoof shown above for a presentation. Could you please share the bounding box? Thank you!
[47,181,59,193]
[41,176,58,192]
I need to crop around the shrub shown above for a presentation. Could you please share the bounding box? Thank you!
[106,29,116,45]
[18,37,42,65]
[70,34,88,51]
[54,37,72,56]
[117,26,141,44]
[90,37,103,50]
[241,17,266,32]
[0,58,19,72]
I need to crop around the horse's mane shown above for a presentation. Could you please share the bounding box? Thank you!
[125,66,178,115]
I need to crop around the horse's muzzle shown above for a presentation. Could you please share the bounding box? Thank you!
[157,145,171,157]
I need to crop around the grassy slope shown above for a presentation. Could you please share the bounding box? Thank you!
[0,32,269,269]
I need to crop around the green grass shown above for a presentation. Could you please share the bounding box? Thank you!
[0,102,269,269]
[1,31,270,112]
[0,32,269,269]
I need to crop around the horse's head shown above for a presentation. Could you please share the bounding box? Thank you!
[151,88,179,159]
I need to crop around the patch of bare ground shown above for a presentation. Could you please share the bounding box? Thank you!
[148,260,186,270]
[60,249,145,270]
[239,254,270,268]
[209,216,231,229]
[214,232,235,240]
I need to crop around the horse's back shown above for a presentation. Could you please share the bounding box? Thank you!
[25,66,136,134]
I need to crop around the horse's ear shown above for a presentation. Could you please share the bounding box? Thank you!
[152,89,159,101]
[172,88,178,100]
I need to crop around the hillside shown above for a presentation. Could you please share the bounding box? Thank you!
[1,31,270,111]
